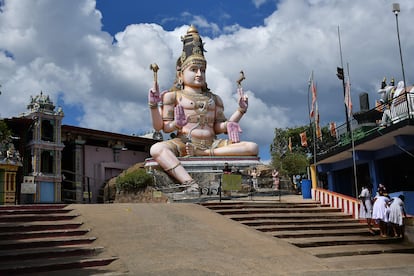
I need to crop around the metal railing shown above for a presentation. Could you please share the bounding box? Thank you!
[334,91,414,147]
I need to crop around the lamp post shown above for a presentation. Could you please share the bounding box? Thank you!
[0,84,2,118]
[392,3,407,92]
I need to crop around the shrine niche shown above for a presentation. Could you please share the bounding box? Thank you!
[0,142,22,205]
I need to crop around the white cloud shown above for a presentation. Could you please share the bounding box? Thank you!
[1,0,414,161]
[252,0,269,9]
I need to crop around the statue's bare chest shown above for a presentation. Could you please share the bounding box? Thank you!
[177,91,216,113]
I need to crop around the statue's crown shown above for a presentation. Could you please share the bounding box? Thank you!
[179,25,206,70]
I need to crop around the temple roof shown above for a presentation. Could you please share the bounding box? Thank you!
[27,91,55,114]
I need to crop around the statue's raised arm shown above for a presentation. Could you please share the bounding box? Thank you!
[148,63,163,131]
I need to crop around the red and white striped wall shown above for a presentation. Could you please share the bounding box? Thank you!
[312,187,360,219]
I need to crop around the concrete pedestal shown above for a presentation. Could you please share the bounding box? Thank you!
[144,156,261,191]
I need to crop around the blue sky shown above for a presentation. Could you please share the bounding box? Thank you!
[1,0,414,164]
[96,0,277,37]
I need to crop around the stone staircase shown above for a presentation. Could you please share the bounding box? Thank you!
[200,200,414,258]
[0,204,117,275]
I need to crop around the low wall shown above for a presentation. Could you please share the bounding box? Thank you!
[312,187,360,219]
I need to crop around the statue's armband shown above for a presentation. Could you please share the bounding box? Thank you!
[215,110,226,123]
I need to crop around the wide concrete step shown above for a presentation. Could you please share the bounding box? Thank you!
[0,245,105,262]
[303,242,414,258]
[215,207,342,215]
[285,235,404,248]
[201,200,321,204]
[0,208,73,215]
[0,228,90,240]
[267,227,374,238]
[0,204,67,210]
[0,221,84,232]
[200,200,414,259]
[0,256,118,275]
[0,213,79,223]
[228,212,352,221]
[201,202,330,210]
[254,222,367,232]
[242,217,358,226]
[0,236,97,250]
[0,204,117,274]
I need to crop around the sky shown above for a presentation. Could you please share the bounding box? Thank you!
[1,0,414,164]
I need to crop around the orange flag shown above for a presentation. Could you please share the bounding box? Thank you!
[300,132,308,147]
[344,77,352,118]
[310,80,317,118]
[329,122,336,137]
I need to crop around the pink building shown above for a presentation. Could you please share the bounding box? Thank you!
[61,125,155,203]
[4,92,156,204]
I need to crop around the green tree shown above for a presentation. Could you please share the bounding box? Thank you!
[281,152,309,177]
[270,126,310,176]
[270,123,337,178]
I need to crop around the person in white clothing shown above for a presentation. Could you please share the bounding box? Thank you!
[358,185,374,234]
[388,195,407,238]
[372,189,390,237]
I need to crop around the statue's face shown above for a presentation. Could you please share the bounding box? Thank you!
[181,64,206,89]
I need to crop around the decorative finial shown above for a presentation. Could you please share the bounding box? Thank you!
[149,63,159,84]
[187,25,198,34]
[236,71,246,88]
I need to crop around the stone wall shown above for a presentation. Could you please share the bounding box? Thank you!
[114,187,169,203]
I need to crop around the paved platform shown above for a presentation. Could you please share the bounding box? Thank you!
[63,195,414,275]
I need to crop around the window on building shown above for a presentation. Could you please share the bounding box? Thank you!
[41,150,54,174]
[41,119,54,142]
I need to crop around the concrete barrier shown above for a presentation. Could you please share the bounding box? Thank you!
[312,187,359,219]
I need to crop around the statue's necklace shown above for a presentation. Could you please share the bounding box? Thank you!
[180,90,212,114]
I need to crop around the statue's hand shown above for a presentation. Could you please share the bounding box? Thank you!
[148,83,161,104]
[174,104,188,128]
[238,87,248,111]
[227,121,242,143]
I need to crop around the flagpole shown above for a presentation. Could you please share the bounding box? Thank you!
[307,71,313,138]
[312,88,317,176]
[346,63,358,197]
[307,71,315,162]
[337,26,351,133]
[308,71,318,186]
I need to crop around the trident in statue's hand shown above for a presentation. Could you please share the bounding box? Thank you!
[148,63,161,105]
[236,70,248,112]
[236,70,245,88]
[150,63,159,85]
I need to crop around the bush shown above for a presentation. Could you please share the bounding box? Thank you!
[116,168,153,193]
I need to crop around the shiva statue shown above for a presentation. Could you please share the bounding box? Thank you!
[148,25,258,193]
